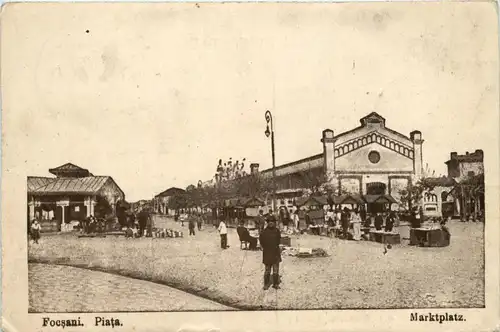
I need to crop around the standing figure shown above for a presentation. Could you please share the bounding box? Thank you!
[374,213,384,231]
[385,212,396,232]
[138,209,148,237]
[30,219,41,244]
[255,209,266,232]
[259,218,282,290]
[188,217,196,236]
[128,212,136,228]
[341,208,350,239]
[282,209,290,232]
[351,210,362,241]
[218,219,229,249]
[292,210,300,233]
[197,213,203,231]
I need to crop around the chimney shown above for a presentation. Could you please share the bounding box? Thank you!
[466,152,469,155]
[250,163,259,175]
[450,152,457,159]
[475,149,483,156]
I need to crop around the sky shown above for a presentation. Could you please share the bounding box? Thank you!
[2,2,498,201]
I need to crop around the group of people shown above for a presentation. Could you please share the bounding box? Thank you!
[81,215,105,234]
[187,213,205,236]
[125,209,153,237]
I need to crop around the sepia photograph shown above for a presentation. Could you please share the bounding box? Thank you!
[2,1,499,331]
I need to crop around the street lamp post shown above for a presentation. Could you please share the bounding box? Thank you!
[265,110,277,213]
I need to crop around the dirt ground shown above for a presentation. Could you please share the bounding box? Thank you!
[28,217,484,310]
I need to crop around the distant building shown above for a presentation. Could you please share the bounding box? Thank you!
[153,187,186,215]
[445,150,484,181]
[421,176,457,218]
[27,163,125,231]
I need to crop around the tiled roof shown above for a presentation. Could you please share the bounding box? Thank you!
[155,187,186,197]
[27,177,55,191]
[28,176,110,195]
[49,163,88,172]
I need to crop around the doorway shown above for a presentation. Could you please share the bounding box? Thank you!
[366,182,387,214]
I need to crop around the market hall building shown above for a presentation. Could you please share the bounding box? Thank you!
[27,163,125,232]
[253,112,424,212]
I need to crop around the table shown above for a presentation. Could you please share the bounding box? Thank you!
[410,228,449,247]
[369,231,401,244]
[280,236,291,246]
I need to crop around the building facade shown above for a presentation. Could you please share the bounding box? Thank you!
[257,112,423,211]
[153,187,186,215]
[420,177,457,218]
[27,163,125,231]
[446,150,484,181]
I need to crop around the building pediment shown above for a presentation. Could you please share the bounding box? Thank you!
[360,112,386,126]
[335,131,414,160]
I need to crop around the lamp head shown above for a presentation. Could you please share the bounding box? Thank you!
[265,125,271,138]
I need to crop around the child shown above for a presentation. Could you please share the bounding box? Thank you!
[30,219,41,244]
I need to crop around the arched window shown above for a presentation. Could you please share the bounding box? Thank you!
[441,191,448,202]
[362,138,367,145]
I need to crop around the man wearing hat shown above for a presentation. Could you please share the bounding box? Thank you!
[259,217,282,290]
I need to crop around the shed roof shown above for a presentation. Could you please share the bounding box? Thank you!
[28,176,123,197]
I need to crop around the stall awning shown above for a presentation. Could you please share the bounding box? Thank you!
[363,194,397,204]
[296,195,328,207]
[335,194,365,205]
[242,197,265,207]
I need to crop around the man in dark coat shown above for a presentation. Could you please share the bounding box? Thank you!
[341,208,350,239]
[259,218,282,290]
[138,209,149,237]
[374,213,384,231]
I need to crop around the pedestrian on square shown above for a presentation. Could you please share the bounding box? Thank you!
[259,218,282,290]
[374,213,383,231]
[341,207,350,239]
[30,219,41,244]
[304,210,311,231]
[266,209,277,226]
[197,213,203,231]
[351,210,362,241]
[188,217,196,236]
[218,219,229,249]
[137,209,148,237]
[128,212,136,228]
[256,209,266,232]
[292,210,300,233]
[282,209,290,232]
[385,212,396,232]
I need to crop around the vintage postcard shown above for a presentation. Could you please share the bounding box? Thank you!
[1,1,499,331]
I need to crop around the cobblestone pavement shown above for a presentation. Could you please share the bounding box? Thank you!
[29,263,231,312]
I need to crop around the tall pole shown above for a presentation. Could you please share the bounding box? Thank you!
[265,110,277,213]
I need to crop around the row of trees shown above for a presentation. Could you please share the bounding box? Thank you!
[164,157,485,219]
